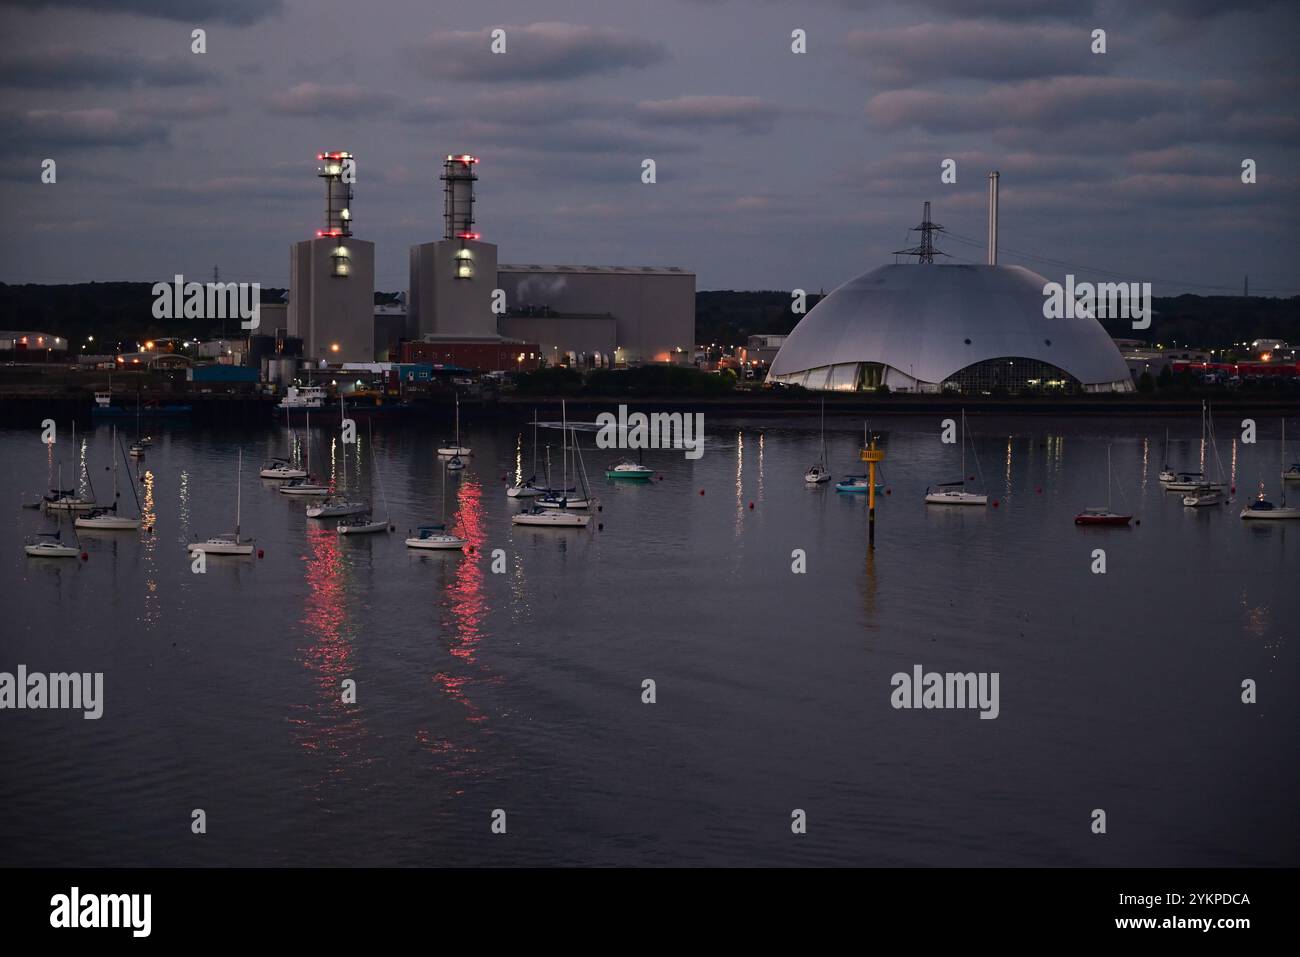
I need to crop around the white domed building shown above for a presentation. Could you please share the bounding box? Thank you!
[767,185,1133,394]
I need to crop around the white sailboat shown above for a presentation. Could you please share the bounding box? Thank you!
[1182,407,1227,506]
[25,528,81,558]
[306,394,367,517]
[1282,419,1300,482]
[508,411,546,497]
[515,400,591,526]
[339,421,393,535]
[76,427,142,529]
[1241,419,1300,520]
[1158,428,1176,483]
[537,411,594,509]
[925,409,988,506]
[1165,402,1227,492]
[804,397,832,484]
[278,406,330,496]
[187,449,255,554]
[437,391,472,456]
[44,422,97,512]
[260,424,307,479]
[406,453,466,549]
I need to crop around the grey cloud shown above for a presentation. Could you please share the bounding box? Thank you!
[635,95,780,133]
[0,46,213,88]
[266,82,396,117]
[0,107,169,153]
[866,76,1184,133]
[845,21,1104,87]
[0,0,282,25]
[410,22,667,82]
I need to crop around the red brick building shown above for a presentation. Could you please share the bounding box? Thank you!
[400,337,541,372]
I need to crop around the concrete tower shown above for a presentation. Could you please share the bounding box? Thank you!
[408,153,499,340]
[288,150,375,362]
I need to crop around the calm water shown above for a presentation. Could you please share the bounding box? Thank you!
[1,411,1296,867]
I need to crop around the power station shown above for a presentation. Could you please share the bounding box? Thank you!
[287,152,375,363]
[286,150,695,370]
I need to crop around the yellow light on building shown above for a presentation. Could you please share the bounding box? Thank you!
[330,343,341,353]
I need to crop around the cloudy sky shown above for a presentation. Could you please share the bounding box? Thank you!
[1,0,1298,296]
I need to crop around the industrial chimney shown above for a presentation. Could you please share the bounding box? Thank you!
[987,170,1000,266]
[316,151,353,276]
[441,154,479,241]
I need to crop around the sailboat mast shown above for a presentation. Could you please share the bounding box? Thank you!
[1107,445,1112,512]
[235,448,243,539]
[960,410,967,489]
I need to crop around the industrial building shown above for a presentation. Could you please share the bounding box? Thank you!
[407,155,694,369]
[287,151,375,363]
[767,174,1133,394]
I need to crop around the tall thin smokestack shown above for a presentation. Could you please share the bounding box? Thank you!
[442,154,480,241]
[987,171,1000,266]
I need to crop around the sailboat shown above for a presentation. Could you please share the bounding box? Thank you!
[24,529,81,557]
[1165,402,1227,492]
[128,393,149,457]
[187,449,255,554]
[1241,420,1300,520]
[1158,429,1176,483]
[925,410,988,505]
[514,400,591,526]
[508,411,546,496]
[1075,445,1132,525]
[804,398,832,484]
[437,391,471,457]
[76,427,142,529]
[340,421,393,535]
[260,424,307,479]
[44,422,97,511]
[1182,408,1228,506]
[537,409,594,508]
[278,407,330,496]
[406,450,466,549]
[306,394,368,517]
[1282,419,1300,482]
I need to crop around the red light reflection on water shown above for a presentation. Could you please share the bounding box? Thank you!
[445,477,487,662]
[291,526,370,777]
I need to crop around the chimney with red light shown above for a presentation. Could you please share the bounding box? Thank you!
[442,154,479,241]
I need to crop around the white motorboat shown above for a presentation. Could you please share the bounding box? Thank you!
[338,516,390,535]
[512,506,590,527]
[924,486,989,506]
[25,531,80,558]
[925,409,987,506]
[278,384,327,410]
[187,449,255,555]
[437,390,471,456]
[1182,485,1223,507]
[306,496,369,518]
[405,524,467,550]
[259,457,306,480]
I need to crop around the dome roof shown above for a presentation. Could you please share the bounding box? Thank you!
[769,263,1131,389]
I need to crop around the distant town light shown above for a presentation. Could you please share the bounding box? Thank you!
[330,343,341,352]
